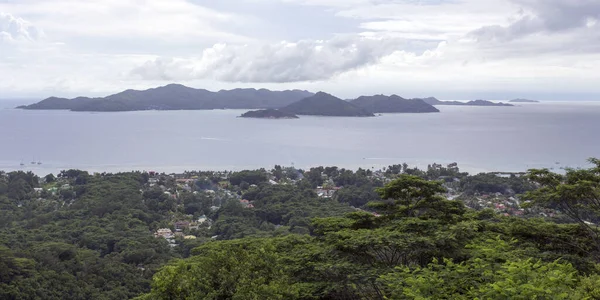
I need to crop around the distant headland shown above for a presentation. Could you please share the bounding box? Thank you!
[240,109,299,119]
[422,97,514,107]
[509,99,540,103]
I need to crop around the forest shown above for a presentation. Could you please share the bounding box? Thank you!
[2,160,600,299]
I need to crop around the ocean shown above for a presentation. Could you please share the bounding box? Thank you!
[1,100,599,175]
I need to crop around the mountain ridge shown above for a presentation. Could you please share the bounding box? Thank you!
[18,84,314,112]
[280,92,375,117]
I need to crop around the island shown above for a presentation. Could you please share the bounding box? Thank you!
[350,95,439,113]
[420,97,514,107]
[509,98,539,103]
[280,92,375,117]
[239,109,299,119]
[17,84,314,112]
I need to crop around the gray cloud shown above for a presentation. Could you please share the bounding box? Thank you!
[470,0,600,41]
[131,36,412,83]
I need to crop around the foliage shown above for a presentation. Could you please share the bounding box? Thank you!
[140,173,600,300]
[524,159,600,256]
[229,170,268,186]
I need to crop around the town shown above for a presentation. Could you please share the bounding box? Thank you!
[2,162,562,250]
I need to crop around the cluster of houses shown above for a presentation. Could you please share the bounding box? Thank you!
[461,193,528,217]
[315,186,341,198]
[152,214,214,246]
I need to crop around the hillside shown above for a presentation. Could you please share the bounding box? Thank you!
[466,100,513,106]
[421,97,513,107]
[17,84,314,112]
[280,92,374,117]
[351,95,439,113]
[240,109,299,119]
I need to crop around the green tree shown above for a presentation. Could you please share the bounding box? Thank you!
[524,158,600,255]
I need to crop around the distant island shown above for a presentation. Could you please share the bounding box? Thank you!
[17,84,314,112]
[280,92,375,117]
[17,84,516,113]
[350,95,439,113]
[240,109,298,119]
[509,99,539,103]
[421,97,514,107]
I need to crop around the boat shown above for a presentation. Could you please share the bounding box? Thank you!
[37,161,42,165]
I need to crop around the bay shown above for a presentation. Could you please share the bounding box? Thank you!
[1,101,599,174]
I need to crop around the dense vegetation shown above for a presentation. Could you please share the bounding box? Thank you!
[3,160,600,299]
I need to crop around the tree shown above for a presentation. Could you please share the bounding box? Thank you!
[379,238,585,299]
[371,175,464,222]
[138,238,303,300]
[524,159,600,256]
[44,174,56,183]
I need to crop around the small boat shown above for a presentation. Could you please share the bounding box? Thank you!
[37,161,42,165]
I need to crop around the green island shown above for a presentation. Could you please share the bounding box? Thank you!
[3,160,600,299]
[239,109,299,119]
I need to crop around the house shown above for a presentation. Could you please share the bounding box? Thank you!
[197,215,208,224]
[189,222,199,230]
[315,186,341,198]
[174,221,190,230]
[176,178,195,184]
[240,199,255,209]
[154,228,174,239]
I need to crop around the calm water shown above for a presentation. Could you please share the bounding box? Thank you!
[1,101,599,174]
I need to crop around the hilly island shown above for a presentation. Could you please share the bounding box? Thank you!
[18,84,521,116]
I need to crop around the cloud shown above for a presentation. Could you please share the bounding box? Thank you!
[2,0,600,100]
[471,0,600,41]
[0,0,251,50]
[0,12,43,43]
[131,36,410,82]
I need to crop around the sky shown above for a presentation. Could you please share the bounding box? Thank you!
[1,0,599,100]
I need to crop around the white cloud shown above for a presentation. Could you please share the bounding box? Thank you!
[1,0,600,100]
[131,36,415,82]
[0,0,251,49]
[0,12,43,43]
